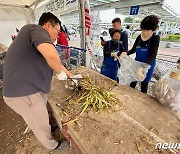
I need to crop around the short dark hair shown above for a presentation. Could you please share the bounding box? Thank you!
[110,28,121,37]
[112,17,121,24]
[60,25,65,33]
[38,12,60,27]
[140,15,159,31]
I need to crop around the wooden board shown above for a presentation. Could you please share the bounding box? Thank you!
[48,66,180,154]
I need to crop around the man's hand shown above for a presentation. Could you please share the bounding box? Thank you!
[120,52,127,58]
[136,67,144,80]
[170,72,180,80]
[56,71,68,80]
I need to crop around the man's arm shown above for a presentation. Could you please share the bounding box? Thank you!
[37,43,72,76]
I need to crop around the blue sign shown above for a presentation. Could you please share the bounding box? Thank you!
[130,5,139,15]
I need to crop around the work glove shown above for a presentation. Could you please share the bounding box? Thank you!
[120,52,127,58]
[56,71,68,80]
[170,72,180,80]
[136,67,144,80]
[111,52,119,61]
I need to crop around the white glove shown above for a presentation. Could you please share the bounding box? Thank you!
[56,71,68,80]
[136,67,144,80]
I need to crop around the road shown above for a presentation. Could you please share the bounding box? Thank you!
[68,35,180,57]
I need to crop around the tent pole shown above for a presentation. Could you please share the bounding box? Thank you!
[78,0,86,49]
[78,0,86,65]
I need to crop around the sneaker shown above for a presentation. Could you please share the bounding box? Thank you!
[55,140,70,150]
[51,125,59,132]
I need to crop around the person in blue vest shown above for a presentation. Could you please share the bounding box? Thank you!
[101,17,128,52]
[101,28,124,81]
[121,15,160,93]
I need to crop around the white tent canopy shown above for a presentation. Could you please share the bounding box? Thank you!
[0,0,79,46]
[0,6,34,46]
[0,0,42,8]
[34,0,78,20]
[0,0,41,46]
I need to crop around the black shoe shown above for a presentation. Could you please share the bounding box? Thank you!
[51,125,59,132]
[55,140,70,150]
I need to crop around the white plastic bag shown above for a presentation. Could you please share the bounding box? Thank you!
[118,56,151,85]
[152,68,180,117]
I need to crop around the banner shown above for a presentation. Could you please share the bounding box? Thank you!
[35,0,78,18]
[90,11,102,57]
[84,0,103,71]
[84,0,97,70]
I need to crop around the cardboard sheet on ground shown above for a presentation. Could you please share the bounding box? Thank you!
[48,67,180,154]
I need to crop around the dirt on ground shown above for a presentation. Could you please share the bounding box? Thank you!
[48,67,180,154]
[0,89,75,154]
[0,89,26,154]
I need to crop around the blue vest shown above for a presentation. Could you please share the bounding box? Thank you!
[101,41,121,81]
[135,35,156,82]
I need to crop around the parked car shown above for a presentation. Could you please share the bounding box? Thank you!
[68,29,76,35]
[132,28,141,35]
[169,28,180,35]
[101,29,109,36]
